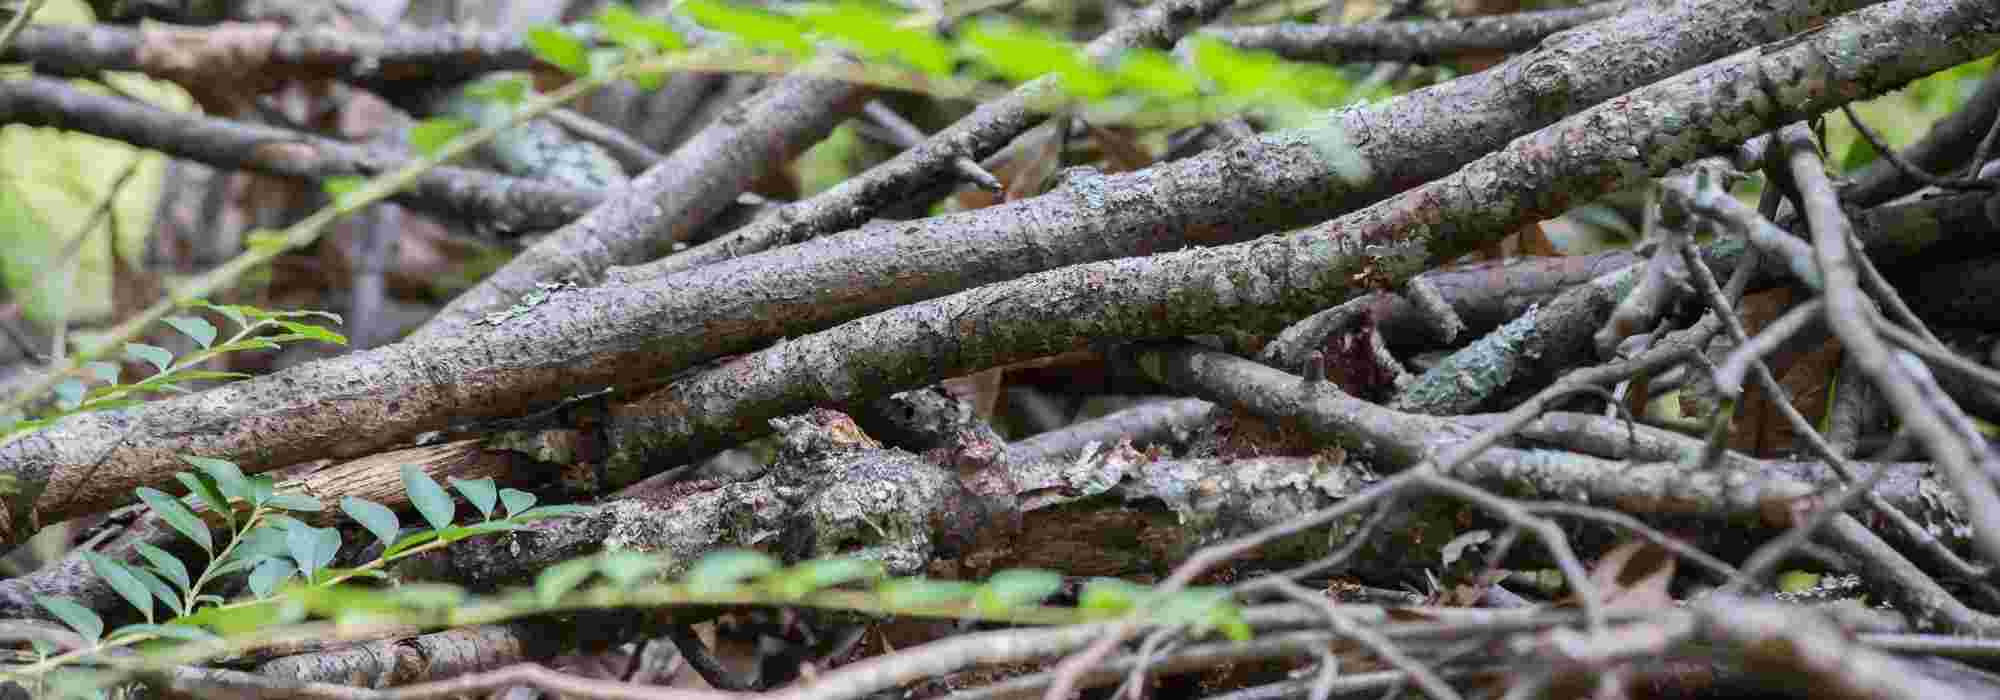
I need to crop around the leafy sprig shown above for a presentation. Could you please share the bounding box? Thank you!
[3,303,345,440]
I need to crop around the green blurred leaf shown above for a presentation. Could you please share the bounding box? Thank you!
[686,549,779,594]
[403,464,455,531]
[247,474,277,507]
[86,361,119,384]
[37,596,103,645]
[597,3,685,52]
[389,583,467,609]
[683,0,812,56]
[135,487,211,553]
[961,20,1114,98]
[527,26,594,77]
[598,550,663,589]
[162,316,217,348]
[802,1,954,76]
[974,568,1061,613]
[765,557,882,599]
[188,300,250,330]
[877,578,978,608]
[466,76,532,105]
[53,378,85,410]
[409,118,473,157]
[321,176,368,207]
[537,557,598,606]
[111,623,216,643]
[1078,577,1144,617]
[1841,134,1879,172]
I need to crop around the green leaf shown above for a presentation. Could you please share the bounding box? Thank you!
[123,343,173,373]
[83,552,153,622]
[139,370,251,384]
[287,526,341,577]
[1154,587,1236,628]
[265,492,323,512]
[132,542,191,594]
[341,497,401,548]
[389,583,467,610]
[513,504,595,521]
[597,550,663,589]
[1078,578,1144,617]
[232,525,292,563]
[765,557,882,599]
[499,488,536,518]
[403,464,455,531]
[207,553,265,580]
[161,316,217,348]
[974,568,1062,613]
[188,300,250,330]
[527,26,594,77]
[53,378,86,410]
[683,0,812,56]
[322,176,368,207]
[248,558,296,598]
[111,623,217,643]
[86,361,119,384]
[383,530,440,558]
[465,76,531,105]
[409,118,473,157]
[961,20,1114,98]
[686,549,780,594]
[274,321,347,346]
[877,578,979,608]
[1112,48,1201,100]
[537,557,599,606]
[126,566,183,616]
[135,487,212,553]
[37,596,103,644]
[450,477,499,520]
[173,598,295,636]
[202,338,281,356]
[802,1,954,76]
[1841,135,1879,172]
[181,456,248,501]
[247,474,277,507]
[597,4,685,52]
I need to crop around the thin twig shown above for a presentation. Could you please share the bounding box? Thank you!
[1842,104,1998,192]
[862,100,1002,191]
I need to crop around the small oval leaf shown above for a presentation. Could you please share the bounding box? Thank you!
[341,497,401,548]
[124,343,173,373]
[403,464,455,531]
[162,316,217,348]
[499,488,536,518]
[449,477,498,520]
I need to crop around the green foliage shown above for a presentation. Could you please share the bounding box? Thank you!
[3,302,345,440]
[494,1,1369,132]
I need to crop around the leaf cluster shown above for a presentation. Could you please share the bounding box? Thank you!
[3,302,346,440]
